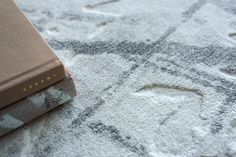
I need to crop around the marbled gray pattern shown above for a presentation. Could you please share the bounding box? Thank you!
[0,77,76,137]
[0,0,236,156]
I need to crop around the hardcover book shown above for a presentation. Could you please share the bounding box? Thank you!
[0,0,66,108]
[0,76,77,137]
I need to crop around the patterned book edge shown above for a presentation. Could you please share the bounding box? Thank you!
[0,76,76,137]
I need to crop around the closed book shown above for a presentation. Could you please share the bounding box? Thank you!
[0,76,77,137]
[0,0,66,108]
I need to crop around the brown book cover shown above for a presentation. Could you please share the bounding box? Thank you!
[0,0,66,108]
[0,75,77,137]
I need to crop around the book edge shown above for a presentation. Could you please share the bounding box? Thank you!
[0,61,67,109]
[0,76,76,137]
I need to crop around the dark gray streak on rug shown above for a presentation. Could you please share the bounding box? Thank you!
[88,121,150,157]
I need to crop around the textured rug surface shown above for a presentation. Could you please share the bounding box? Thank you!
[1,0,236,156]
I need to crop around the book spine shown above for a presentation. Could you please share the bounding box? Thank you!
[0,61,67,109]
[0,77,76,137]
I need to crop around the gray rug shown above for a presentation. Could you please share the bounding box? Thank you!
[1,0,236,156]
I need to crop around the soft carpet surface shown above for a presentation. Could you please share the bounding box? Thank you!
[1,0,236,156]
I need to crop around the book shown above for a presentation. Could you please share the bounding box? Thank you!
[0,76,77,137]
[0,0,66,108]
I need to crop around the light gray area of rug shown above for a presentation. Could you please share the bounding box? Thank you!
[1,0,236,157]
